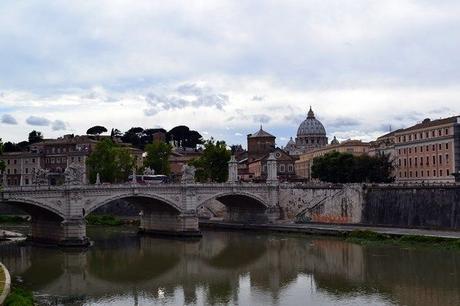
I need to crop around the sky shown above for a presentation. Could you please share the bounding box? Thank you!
[1,0,460,147]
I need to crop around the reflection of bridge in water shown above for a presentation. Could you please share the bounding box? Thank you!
[1,230,459,306]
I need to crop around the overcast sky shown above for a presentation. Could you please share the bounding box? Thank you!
[1,0,460,147]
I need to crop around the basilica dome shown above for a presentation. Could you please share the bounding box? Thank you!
[296,107,326,137]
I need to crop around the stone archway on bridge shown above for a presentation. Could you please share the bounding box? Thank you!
[0,199,67,244]
[198,192,271,224]
[85,193,200,237]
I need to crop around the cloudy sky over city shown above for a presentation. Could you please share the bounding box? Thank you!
[1,0,460,146]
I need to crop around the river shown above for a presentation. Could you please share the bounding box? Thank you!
[0,225,459,306]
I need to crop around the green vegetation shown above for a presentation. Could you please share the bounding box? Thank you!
[86,139,135,184]
[311,151,394,183]
[144,141,172,175]
[28,130,43,144]
[86,125,108,135]
[4,287,34,306]
[86,215,124,226]
[346,230,460,249]
[0,215,28,223]
[189,138,231,183]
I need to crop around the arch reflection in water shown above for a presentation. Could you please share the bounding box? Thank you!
[0,227,459,306]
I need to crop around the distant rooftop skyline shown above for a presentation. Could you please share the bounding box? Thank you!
[1,1,460,145]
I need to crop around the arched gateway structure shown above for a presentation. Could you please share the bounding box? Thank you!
[0,155,280,246]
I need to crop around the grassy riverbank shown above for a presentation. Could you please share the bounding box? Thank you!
[4,287,33,306]
[86,215,124,226]
[346,230,460,249]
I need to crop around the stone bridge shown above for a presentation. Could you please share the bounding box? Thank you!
[0,182,280,246]
[0,155,365,246]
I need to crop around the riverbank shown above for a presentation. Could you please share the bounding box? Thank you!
[200,221,460,240]
[0,262,11,305]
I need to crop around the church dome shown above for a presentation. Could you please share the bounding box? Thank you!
[296,107,326,136]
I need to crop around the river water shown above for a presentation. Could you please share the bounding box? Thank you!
[0,225,459,306]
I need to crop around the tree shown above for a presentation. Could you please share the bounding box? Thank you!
[311,151,394,183]
[144,141,172,175]
[189,138,231,182]
[167,125,203,148]
[28,130,43,144]
[121,127,145,149]
[87,125,108,135]
[86,139,135,184]
[110,128,122,139]
[0,138,5,173]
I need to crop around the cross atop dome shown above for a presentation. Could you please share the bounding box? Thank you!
[307,106,315,119]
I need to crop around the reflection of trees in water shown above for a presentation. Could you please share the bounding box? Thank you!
[1,230,460,306]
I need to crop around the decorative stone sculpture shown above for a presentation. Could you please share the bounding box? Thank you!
[227,155,238,183]
[95,173,101,185]
[144,167,155,175]
[64,162,85,185]
[32,168,50,185]
[1,172,7,188]
[181,164,196,184]
[266,153,278,183]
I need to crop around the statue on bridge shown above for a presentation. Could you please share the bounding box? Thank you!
[181,164,196,184]
[64,162,85,185]
[32,168,50,185]
[143,167,155,176]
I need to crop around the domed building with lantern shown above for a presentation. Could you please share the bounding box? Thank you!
[285,106,328,156]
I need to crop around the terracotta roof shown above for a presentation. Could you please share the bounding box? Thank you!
[396,116,460,133]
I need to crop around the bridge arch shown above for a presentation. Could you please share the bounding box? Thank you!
[198,191,270,224]
[198,191,269,210]
[85,193,182,216]
[1,198,65,220]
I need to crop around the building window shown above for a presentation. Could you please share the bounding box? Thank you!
[447,169,450,176]
[421,170,424,177]
[398,136,401,142]
[426,156,429,166]
[438,130,442,136]
[446,154,449,163]
[415,147,417,153]
[440,170,443,176]
[439,155,442,165]
[414,134,417,140]
[399,172,402,177]
[398,159,401,166]
[415,171,418,177]
[420,157,423,166]
[25,168,28,174]
[432,131,435,137]
[398,149,401,154]
[279,164,285,172]
[7,160,10,165]
[409,135,412,141]
[433,156,436,165]
[7,169,10,174]
[432,145,435,151]
[415,158,417,166]
[438,143,442,150]
[288,165,293,172]
[445,128,449,135]
[434,170,437,177]
[409,148,412,154]
[25,179,29,185]
[426,145,429,151]
[404,172,407,177]
[14,160,17,164]
[427,170,430,177]
[403,136,406,142]
[446,143,449,150]
[51,158,55,164]
[13,169,17,174]
[404,159,407,167]
[409,171,412,177]
[409,158,412,167]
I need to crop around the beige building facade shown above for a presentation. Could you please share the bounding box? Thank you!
[393,116,460,183]
[295,140,370,180]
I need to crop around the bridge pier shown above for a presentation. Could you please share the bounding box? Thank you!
[139,210,201,238]
[30,217,89,247]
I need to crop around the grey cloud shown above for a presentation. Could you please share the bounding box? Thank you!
[1,114,18,125]
[144,83,228,116]
[284,113,305,125]
[252,96,264,101]
[326,117,361,129]
[51,120,67,131]
[26,116,50,126]
[252,114,271,124]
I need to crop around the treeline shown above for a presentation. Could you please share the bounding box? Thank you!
[1,125,203,152]
[311,151,394,183]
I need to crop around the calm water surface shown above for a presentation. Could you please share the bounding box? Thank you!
[0,225,459,306]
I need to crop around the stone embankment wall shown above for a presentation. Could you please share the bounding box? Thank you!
[362,185,460,229]
[278,184,364,224]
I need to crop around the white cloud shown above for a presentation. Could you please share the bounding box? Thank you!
[51,120,67,131]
